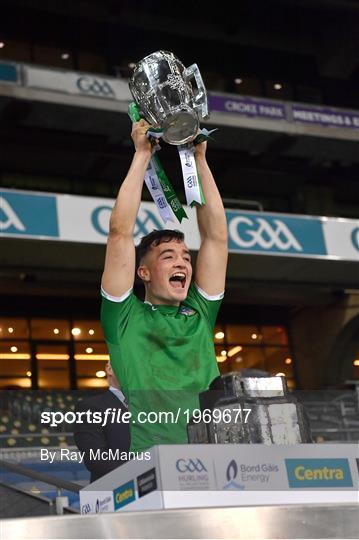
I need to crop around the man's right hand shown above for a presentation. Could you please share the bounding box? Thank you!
[131,120,152,155]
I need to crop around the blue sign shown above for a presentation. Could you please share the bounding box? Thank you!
[0,62,18,83]
[208,92,359,131]
[292,105,359,130]
[209,94,286,121]
[113,480,136,510]
[227,211,326,255]
[0,191,59,237]
[285,458,353,488]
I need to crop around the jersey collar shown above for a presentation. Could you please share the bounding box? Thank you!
[144,300,179,316]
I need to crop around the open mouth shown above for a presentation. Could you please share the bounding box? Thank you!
[169,272,186,289]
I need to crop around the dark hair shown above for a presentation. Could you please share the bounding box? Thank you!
[136,229,185,266]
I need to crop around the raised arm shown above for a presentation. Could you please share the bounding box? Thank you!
[194,142,228,296]
[101,120,152,297]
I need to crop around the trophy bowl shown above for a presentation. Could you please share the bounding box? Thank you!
[129,50,209,145]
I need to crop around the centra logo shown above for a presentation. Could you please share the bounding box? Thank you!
[113,480,136,510]
[285,458,353,488]
[295,466,343,481]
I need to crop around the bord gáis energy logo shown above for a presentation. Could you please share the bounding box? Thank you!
[285,459,353,488]
[95,494,112,513]
[221,460,279,489]
[223,460,245,490]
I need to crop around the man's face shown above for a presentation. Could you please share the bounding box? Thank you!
[138,239,192,305]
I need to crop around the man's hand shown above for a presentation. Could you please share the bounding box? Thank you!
[131,120,152,155]
[193,139,207,160]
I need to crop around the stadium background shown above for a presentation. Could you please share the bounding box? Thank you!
[0,0,358,519]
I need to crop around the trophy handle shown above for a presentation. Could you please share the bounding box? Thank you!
[184,64,209,120]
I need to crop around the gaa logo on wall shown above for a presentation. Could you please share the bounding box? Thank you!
[134,209,163,239]
[76,76,115,98]
[227,211,326,255]
[228,215,303,252]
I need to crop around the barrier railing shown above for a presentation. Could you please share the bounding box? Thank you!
[0,458,81,516]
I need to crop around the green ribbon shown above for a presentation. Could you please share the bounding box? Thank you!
[151,154,187,222]
[128,102,142,122]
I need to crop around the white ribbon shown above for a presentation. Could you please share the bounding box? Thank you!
[177,145,202,206]
[144,159,174,223]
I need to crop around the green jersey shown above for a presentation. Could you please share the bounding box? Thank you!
[101,283,222,452]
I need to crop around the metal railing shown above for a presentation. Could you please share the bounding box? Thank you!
[0,459,82,516]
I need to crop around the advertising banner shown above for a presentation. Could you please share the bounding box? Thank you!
[79,443,359,514]
[208,92,359,131]
[208,94,287,121]
[23,65,131,101]
[1,188,359,262]
[3,61,359,133]
[0,61,19,85]
[291,104,359,130]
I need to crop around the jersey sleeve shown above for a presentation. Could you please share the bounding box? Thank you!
[184,283,224,330]
[100,287,137,345]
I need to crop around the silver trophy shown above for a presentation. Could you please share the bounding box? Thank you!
[187,373,312,445]
[129,50,209,145]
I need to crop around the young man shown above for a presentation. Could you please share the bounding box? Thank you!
[101,119,228,452]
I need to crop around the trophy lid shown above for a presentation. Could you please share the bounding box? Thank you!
[222,371,288,399]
